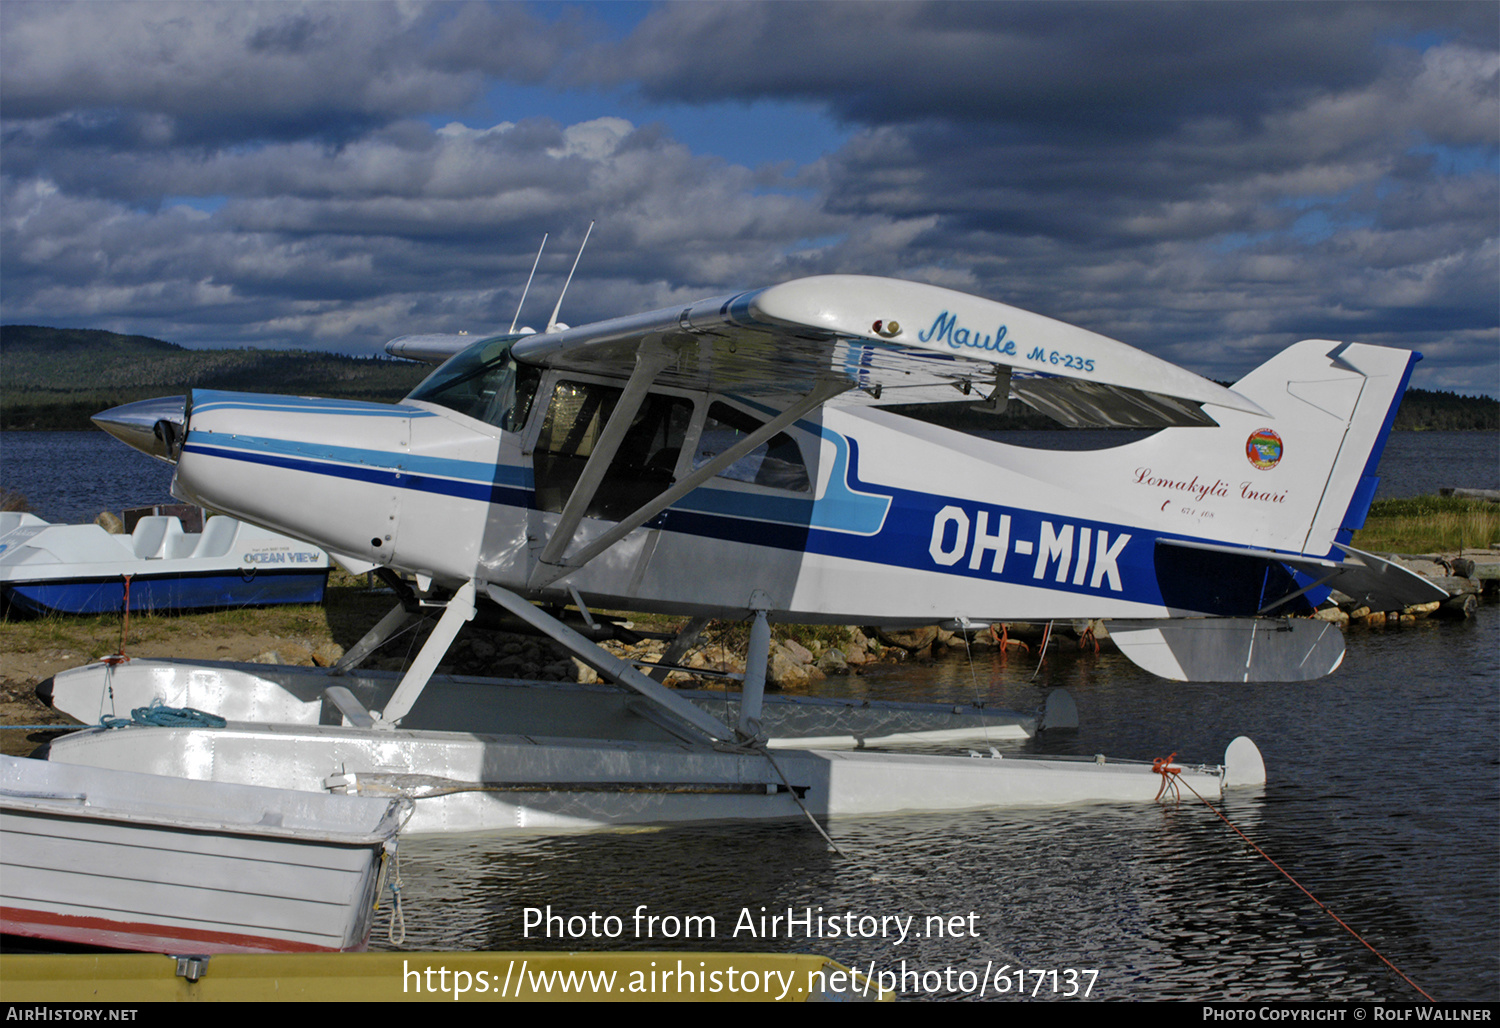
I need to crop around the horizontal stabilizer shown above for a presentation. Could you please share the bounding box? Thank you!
[1109,617,1345,683]
[1158,538,1448,612]
[1325,543,1451,609]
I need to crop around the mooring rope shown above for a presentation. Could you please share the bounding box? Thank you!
[1029,620,1054,681]
[758,745,844,856]
[381,800,416,946]
[1151,752,1183,803]
[954,617,995,749]
[99,701,226,730]
[1078,623,1100,653]
[1158,757,1436,1003]
[116,573,133,658]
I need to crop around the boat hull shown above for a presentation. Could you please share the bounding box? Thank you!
[0,513,330,616]
[0,951,887,1002]
[0,756,401,953]
[1,568,328,616]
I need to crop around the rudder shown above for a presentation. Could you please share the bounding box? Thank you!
[1221,339,1418,557]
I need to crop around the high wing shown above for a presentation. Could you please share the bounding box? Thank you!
[389,275,1266,429]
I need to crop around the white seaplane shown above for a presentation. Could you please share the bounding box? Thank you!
[39,263,1443,833]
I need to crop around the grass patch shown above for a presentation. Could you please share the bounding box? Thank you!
[0,603,331,663]
[1354,495,1500,553]
[0,568,392,662]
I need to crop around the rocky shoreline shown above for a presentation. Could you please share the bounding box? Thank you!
[211,546,1499,688]
[3,548,1491,758]
[241,620,1020,690]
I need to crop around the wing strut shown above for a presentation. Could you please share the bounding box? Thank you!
[530,375,854,590]
[509,233,547,333]
[483,582,738,743]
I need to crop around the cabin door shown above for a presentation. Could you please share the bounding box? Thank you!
[530,378,694,523]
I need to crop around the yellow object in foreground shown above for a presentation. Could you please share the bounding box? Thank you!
[0,951,888,1002]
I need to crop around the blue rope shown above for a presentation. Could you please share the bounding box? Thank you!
[99,702,226,730]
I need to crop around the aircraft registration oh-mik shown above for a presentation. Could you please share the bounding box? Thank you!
[55,269,1444,833]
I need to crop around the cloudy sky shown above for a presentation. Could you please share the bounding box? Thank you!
[2,1,1496,395]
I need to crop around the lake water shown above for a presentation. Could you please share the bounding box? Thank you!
[0,429,1495,526]
[374,603,1497,1002]
[1,428,1495,1000]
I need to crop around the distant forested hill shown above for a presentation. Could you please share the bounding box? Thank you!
[1,325,430,430]
[1390,388,1499,430]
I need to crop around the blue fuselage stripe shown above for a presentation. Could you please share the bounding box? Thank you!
[185,434,1174,608]
[183,442,533,508]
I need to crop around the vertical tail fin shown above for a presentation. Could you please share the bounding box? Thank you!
[1218,339,1418,556]
[1123,339,1417,556]
[1106,338,1418,681]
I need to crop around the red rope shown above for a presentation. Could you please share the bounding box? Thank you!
[114,574,133,660]
[1079,624,1100,653]
[1151,752,1182,802]
[1168,762,1435,1002]
[988,623,1029,656]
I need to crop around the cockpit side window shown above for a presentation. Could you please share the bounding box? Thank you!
[406,335,539,432]
[693,401,810,492]
[533,379,693,520]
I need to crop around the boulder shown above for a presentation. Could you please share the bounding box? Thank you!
[311,641,345,667]
[780,638,815,665]
[817,648,850,675]
[873,625,938,652]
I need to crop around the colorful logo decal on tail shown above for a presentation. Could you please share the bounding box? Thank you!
[1246,429,1283,470]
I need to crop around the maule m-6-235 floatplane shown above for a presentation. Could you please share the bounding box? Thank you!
[37,266,1444,832]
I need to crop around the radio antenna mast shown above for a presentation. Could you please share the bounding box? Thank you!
[546,221,594,333]
[510,234,547,333]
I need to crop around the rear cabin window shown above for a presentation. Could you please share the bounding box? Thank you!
[693,402,810,492]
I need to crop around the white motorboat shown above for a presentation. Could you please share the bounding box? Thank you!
[0,754,403,953]
[0,511,330,616]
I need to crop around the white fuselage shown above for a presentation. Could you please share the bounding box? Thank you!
[169,363,1352,625]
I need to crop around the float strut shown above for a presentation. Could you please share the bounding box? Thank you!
[374,580,476,727]
[739,592,772,744]
[650,615,711,683]
[331,602,414,675]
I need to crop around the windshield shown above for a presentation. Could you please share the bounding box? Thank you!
[406,334,539,431]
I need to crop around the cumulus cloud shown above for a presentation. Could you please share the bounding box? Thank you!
[1,2,543,140]
[0,1,1494,396]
